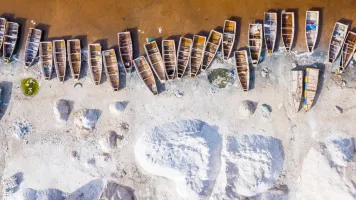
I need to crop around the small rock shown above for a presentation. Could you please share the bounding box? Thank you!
[335,106,343,114]
[261,68,269,78]
[73,109,99,139]
[342,80,347,87]
[87,158,96,166]
[120,122,129,132]
[13,119,33,140]
[99,131,121,152]
[158,27,162,34]
[261,104,272,118]
[3,174,18,195]
[71,150,78,158]
[175,91,184,98]
[109,101,126,117]
[291,63,297,68]
[238,100,256,117]
[277,103,283,110]
[53,99,70,123]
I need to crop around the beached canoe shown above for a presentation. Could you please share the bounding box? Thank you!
[3,22,19,63]
[0,18,6,51]
[102,49,119,91]
[190,35,206,78]
[304,68,319,111]
[339,31,356,73]
[144,41,166,82]
[222,20,236,60]
[201,30,222,71]
[248,23,263,67]
[234,50,250,91]
[67,39,81,80]
[162,40,177,80]
[53,40,67,83]
[281,11,295,53]
[39,42,53,80]
[305,11,319,52]
[290,70,303,112]
[264,12,277,55]
[24,28,42,68]
[118,32,133,73]
[133,56,158,95]
[328,22,348,63]
[176,37,192,79]
[88,44,103,85]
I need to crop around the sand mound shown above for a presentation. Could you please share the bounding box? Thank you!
[297,146,356,200]
[224,135,284,197]
[321,136,355,167]
[73,109,99,138]
[135,120,222,199]
[10,188,67,200]
[53,99,70,123]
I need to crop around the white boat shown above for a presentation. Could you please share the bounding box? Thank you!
[0,18,7,51]
[305,11,319,52]
[176,37,192,79]
[53,40,67,83]
[281,11,295,53]
[234,50,250,91]
[144,41,166,82]
[3,22,19,63]
[190,35,206,78]
[24,28,42,67]
[102,49,119,91]
[339,31,356,73]
[201,30,222,71]
[264,12,277,55]
[248,23,263,67]
[118,32,133,73]
[328,22,348,63]
[133,56,158,95]
[222,20,236,60]
[304,68,319,111]
[88,44,103,85]
[39,42,53,80]
[162,40,177,80]
[67,39,81,80]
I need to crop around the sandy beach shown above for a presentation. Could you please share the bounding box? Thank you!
[0,0,356,200]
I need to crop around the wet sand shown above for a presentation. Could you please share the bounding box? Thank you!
[0,0,356,57]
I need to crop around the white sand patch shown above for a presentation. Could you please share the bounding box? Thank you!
[297,147,356,200]
[223,135,284,197]
[134,120,222,200]
[321,135,355,167]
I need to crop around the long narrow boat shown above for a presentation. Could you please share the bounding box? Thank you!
[162,40,177,80]
[328,22,348,63]
[338,31,356,73]
[176,37,192,79]
[53,40,66,83]
[118,32,133,73]
[24,28,42,67]
[144,41,166,82]
[264,12,277,55]
[201,30,222,71]
[88,44,102,85]
[248,23,263,67]
[133,56,158,95]
[234,50,250,91]
[190,35,206,78]
[222,20,236,60]
[305,11,319,52]
[281,11,295,53]
[3,22,19,63]
[290,70,303,112]
[304,68,319,111]
[39,42,53,80]
[102,49,119,91]
[67,39,81,80]
[0,18,7,53]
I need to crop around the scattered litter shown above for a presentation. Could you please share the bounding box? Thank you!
[74,83,83,88]
[109,101,126,117]
[3,174,19,195]
[158,27,162,34]
[335,105,343,114]
[261,68,269,78]
[73,109,99,138]
[175,90,184,98]
[120,122,129,132]
[13,119,33,140]
[30,20,36,25]
[261,104,272,118]
[21,78,39,96]
[53,99,70,123]
[238,100,256,117]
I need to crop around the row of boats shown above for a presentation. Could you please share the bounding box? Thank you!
[0,10,354,96]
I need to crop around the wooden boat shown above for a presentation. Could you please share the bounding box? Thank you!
[3,22,19,63]
[39,42,53,80]
[0,18,7,53]
[133,56,157,95]
[53,40,67,83]
[102,49,119,91]
[234,50,249,91]
[281,11,295,53]
[222,20,236,60]
[328,22,348,63]
[264,12,277,55]
[304,68,319,111]
[118,32,133,73]
[305,11,319,52]
[24,28,42,67]
[88,44,103,85]
[176,37,192,79]
[290,70,303,112]
[190,35,206,78]
[201,30,222,71]
[67,39,81,80]
[144,41,166,82]
[162,40,177,80]
[248,23,263,67]
[339,31,356,73]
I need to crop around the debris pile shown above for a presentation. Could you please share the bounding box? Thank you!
[3,174,19,196]
[99,130,123,152]
[261,104,272,118]
[13,119,33,140]
[73,109,99,138]
[109,101,126,117]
